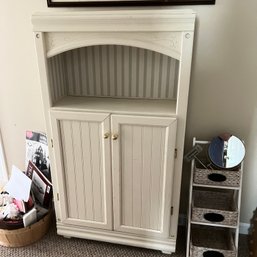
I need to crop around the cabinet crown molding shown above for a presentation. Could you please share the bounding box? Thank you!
[32,9,196,32]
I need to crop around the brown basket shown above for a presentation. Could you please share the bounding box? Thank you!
[0,210,52,247]
[193,165,241,188]
[190,226,236,257]
[192,189,238,226]
[0,218,24,230]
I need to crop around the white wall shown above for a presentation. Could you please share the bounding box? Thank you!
[0,0,257,224]
[182,0,257,224]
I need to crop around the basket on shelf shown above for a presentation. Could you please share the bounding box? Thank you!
[192,189,238,226]
[193,165,241,188]
[190,225,236,257]
[0,209,52,247]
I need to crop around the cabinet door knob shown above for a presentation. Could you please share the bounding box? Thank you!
[104,133,110,139]
[112,134,119,140]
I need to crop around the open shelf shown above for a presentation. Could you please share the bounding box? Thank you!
[192,188,238,227]
[190,221,237,229]
[190,225,236,257]
[51,96,177,116]
[192,183,240,190]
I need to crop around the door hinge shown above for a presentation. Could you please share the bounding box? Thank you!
[51,139,54,148]
[170,207,174,216]
[174,148,177,159]
[57,193,59,201]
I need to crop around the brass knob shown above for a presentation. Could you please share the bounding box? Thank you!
[112,134,119,140]
[104,133,110,139]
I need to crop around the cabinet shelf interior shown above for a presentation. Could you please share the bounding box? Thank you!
[51,96,176,116]
[48,44,179,115]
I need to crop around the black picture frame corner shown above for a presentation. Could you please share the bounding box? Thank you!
[47,0,215,7]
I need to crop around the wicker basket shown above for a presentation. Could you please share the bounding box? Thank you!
[193,165,241,188]
[192,189,238,226]
[0,210,52,247]
[190,226,236,257]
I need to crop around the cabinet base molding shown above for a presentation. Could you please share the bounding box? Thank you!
[57,223,176,253]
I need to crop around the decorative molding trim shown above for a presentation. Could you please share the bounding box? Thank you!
[57,222,176,253]
[32,10,196,32]
[45,32,182,59]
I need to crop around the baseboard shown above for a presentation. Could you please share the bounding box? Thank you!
[239,222,250,235]
[179,214,250,235]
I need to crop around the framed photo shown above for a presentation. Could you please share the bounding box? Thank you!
[47,0,215,7]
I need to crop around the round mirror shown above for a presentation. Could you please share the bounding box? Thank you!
[208,133,245,169]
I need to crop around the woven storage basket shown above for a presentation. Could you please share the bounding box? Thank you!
[193,166,241,188]
[192,189,238,226]
[190,226,236,257]
[0,210,52,247]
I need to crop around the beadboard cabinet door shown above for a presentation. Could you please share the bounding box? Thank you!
[111,115,177,237]
[50,110,113,230]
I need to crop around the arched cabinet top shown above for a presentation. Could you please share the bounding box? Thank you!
[32,9,195,59]
[45,31,185,60]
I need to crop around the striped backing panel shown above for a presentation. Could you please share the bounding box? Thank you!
[48,45,179,102]
[48,54,67,103]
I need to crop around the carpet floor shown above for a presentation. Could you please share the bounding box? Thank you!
[0,225,249,257]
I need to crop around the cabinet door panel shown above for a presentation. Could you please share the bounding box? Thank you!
[51,111,112,230]
[111,115,177,237]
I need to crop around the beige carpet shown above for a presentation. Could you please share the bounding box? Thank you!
[0,225,249,257]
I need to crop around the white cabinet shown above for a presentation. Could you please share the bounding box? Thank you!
[32,9,195,254]
[51,110,177,236]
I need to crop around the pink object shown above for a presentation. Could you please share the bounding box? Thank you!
[13,199,26,213]
[26,131,33,139]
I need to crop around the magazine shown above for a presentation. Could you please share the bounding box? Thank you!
[26,161,52,208]
[25,131,51,181]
